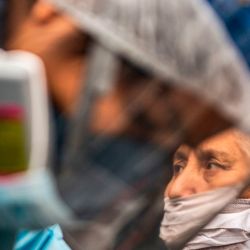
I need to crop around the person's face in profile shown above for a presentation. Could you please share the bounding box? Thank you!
[165,129,250,199]
[6,1,233,147]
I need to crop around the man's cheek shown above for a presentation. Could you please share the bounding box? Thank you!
[203,170,222,183]
[207,171,243,188]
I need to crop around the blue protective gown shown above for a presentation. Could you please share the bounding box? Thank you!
[15,225,70,250]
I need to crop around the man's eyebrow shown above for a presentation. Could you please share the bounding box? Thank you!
[173,149,188,161]
[197,149,234,163]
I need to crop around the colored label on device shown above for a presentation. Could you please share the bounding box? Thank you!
[0,105,28,174]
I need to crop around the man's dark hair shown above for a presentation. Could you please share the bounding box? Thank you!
[27,0,37,9]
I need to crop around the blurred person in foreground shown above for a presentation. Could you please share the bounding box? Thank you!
[3,0,250,249]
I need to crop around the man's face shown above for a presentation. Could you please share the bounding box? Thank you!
[166,129,250,199]
[6,0,88,114]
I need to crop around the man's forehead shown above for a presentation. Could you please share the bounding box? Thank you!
[198,129,237,149]
[174,131,240,159]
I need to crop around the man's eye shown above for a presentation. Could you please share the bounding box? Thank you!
[173,163,185,174]
[205,162,224,170]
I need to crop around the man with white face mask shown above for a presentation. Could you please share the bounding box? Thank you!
[160,128,250,250]
[160,1,250,249]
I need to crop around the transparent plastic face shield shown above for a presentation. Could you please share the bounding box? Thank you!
[51,44,250,250]
[44,0,250,249]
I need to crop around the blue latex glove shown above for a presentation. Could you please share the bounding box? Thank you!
[15,225,71,250]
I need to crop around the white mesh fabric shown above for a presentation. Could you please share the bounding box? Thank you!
[48,0,250,132]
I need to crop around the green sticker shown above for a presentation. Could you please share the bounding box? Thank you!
[0,105,28,173]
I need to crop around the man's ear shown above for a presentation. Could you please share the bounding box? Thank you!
[30,0,58,24]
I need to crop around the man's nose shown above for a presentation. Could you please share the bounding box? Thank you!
[167,164,207,199]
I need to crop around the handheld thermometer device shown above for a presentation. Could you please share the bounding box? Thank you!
[0,51,49,175]
[0,50,74,235]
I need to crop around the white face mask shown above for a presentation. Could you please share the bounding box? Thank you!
[159,184,245,250]
[184,199,250,250]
